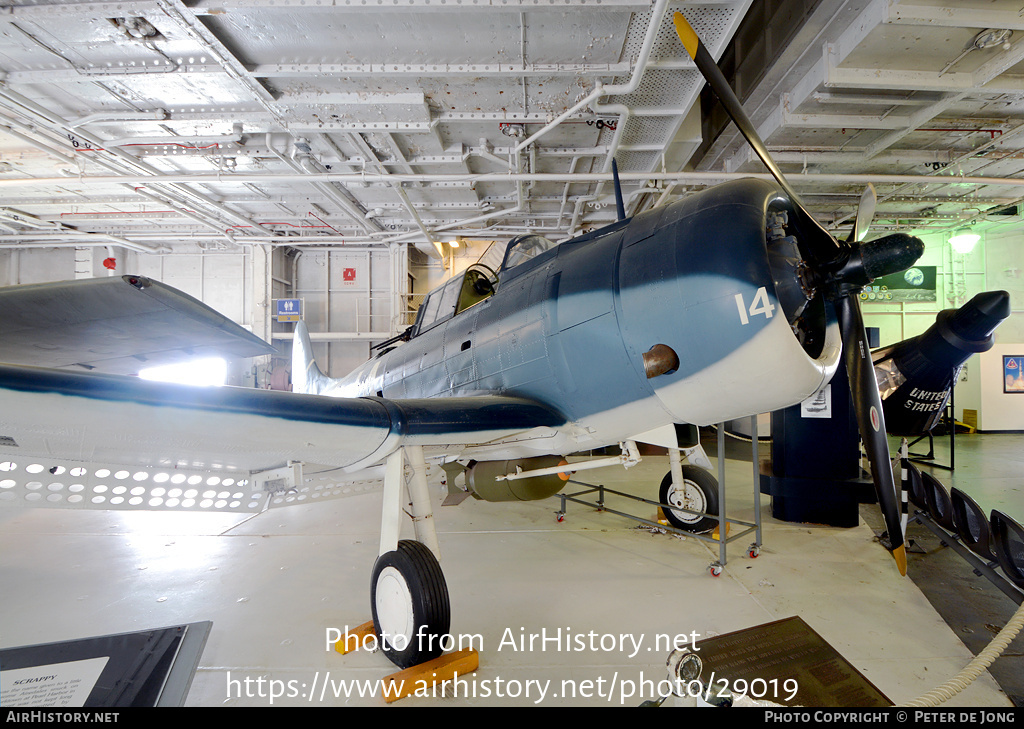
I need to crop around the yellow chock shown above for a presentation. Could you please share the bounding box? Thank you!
[335,621,377,655]
[712,522,731,541]
[380,649,480,703]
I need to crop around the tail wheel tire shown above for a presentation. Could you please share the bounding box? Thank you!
[660,465,720,534]
[371,540,451,668]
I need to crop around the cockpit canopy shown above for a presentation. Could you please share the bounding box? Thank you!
[500,234,556,272]
[413,263,499,336]
[411,233,558,338]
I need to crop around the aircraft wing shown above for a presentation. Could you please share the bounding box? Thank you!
[0,276,276,374]
[0,364,565,474]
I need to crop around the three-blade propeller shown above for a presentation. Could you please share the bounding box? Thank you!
[673,12,921,575]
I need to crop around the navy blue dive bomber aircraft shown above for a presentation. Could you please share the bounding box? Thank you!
[0,14,923,670]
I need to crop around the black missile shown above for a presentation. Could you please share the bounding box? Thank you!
[874,290,1011,436]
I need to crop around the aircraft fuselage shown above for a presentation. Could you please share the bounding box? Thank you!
[325,179,842,454]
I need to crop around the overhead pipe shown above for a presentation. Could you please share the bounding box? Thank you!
[0,201,164,254]
[828,118,1024,231]
[513,0,670,155]
[556,155,583,229]
[106,132,242,148]
[345,132,444,258]
[381,200,523,246]
[9,169,1024,189]
[0,115,237,244]
[0,123,77,166]
[264,132,378,236]
[0,235,165,253]
[296,156,382,235]
[0,208,63,230]
[0,87,271,239]
[69,111,168,128]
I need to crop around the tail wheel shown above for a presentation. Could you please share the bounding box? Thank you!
[371,540,451,668]
[660,465,720,534]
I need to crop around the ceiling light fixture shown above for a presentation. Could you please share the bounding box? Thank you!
[949,227,980,254]
[939,28,1013,76]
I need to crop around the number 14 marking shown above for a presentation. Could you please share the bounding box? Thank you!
[734,287,776,325]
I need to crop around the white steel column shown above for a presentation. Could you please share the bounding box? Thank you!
[251,243,273,344]
[389,242,409,331]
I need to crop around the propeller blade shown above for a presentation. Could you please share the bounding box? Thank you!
[673,12,796,203]
[674,9,920,576]
[848,184,877,243]
[672,11,842,266]
[835,294,907,576]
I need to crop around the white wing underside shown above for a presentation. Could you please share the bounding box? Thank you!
[0,364,566,513]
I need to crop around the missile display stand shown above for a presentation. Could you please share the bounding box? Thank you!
[555,418,763,576]
[907,367,958,472]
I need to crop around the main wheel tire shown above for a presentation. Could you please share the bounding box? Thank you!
[660,465,720,534]
[371,540,451,668]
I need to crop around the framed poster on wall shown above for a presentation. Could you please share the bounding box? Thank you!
[859,265,937,303]
[1004,356,1024,393]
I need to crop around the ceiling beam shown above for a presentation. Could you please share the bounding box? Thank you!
[187,0,655,12]
[884,2,1024,32]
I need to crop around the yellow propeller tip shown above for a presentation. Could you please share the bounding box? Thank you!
[672,11,700,60]
[893,543,907,576]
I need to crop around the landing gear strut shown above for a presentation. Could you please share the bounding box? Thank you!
[374,446,452,669]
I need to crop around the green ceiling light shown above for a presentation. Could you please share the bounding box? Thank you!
[949,227,980,254]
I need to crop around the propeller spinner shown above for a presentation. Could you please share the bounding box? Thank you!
[674,12,923,575]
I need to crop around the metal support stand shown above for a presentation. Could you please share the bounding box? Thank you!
[908,368,957,472]
[555,420,763,576]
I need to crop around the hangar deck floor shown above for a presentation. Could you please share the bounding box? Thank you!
[0,431,1020,708]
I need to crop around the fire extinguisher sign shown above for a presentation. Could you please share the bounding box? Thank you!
[343,268,356,285]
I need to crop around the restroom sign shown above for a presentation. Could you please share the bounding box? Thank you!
[275,298,302,322]
[343,268,356,284]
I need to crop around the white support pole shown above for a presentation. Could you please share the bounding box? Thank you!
[250,243,273,344]
[900,438,909,536]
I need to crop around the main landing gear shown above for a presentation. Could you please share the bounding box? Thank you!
[372,446,452,669]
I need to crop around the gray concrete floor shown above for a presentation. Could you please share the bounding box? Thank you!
[0,431,1020,707]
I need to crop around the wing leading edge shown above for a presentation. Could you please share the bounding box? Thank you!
[0,363,565,474]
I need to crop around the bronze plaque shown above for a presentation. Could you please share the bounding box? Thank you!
[692,616,892,707]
